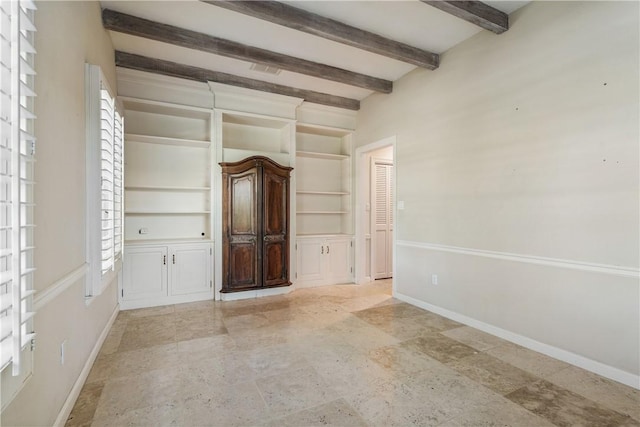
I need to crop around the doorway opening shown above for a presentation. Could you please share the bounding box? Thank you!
[354,136,396,291]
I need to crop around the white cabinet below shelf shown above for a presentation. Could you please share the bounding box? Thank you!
[122,241,213,309]
[296,236,353,287]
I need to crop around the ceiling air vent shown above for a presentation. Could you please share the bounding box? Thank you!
[250,63,282,75]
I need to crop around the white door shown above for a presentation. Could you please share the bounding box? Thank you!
[372,160,393,279]
[123,246,168,301]
[296,238,325,285]
[170,243,212,296]
[326,237,351,284]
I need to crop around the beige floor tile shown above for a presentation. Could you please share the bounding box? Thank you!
[93,367,181,420]
[240,342,310,378]
[65,382,103,427]
[223,312,271,333]
[179,381,269,427]
[368,343,443,379]
[178,352,258,395]
[506,379,639,427]
[256,366,337,417]
[267,398,367,427]
[177,334,237,363]
[118,314,177,352]
[486,342,570,377]
[438,396,557,427]
[441,326,506,351]
[546,366,640,422]
[447,352,540,395]
[109,342,179,379]
[400,333,478,364]
[90,402,182,427]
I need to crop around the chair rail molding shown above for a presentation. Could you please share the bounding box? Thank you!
[34,263,90,311]
[396,240,640,279]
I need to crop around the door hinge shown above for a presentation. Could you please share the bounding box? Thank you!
[350,267,353,273]
[350,241,353,247]
[295,243,297,250]
[210,280,213,288]
[121,289,124,297]
[210,248,212,255]
[295,272,297,279]
[30,337,36,351]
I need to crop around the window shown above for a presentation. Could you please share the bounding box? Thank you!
[0,0,36,377]
[85,64,123,296]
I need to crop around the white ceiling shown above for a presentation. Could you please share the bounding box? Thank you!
[101,0,529,104]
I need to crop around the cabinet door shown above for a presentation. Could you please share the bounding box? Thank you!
[123,246,168,301]
[326,238,352,284]
[296,239,325,285]
[170,243,211,296]
[263,170,289,287]
[225,169,259,290]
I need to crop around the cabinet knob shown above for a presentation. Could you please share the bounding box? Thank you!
[327,245,330,254]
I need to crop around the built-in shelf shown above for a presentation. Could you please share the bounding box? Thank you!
[125,133,210,148]
[297,190,350,195]
[296,151,348,160]
[125,238,213,245]
[297,211,349,214]
[120,96,211,119]
[222,148,290,165]
[125,210,210,215]
[125,185,211,192]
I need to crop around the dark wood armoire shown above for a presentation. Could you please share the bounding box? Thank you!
[220,156,293,293]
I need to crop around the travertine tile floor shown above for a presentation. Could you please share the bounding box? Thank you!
[67,280,639,426]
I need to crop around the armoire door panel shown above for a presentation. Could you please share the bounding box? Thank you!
[228,242,258,289]
[230,172,257,235]
[263,241,284,285]
[263,172,287,236]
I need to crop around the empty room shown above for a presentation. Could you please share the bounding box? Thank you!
[1,1,638,426]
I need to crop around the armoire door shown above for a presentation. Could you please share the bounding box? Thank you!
[262,166,290,287]
[225,168,259,291]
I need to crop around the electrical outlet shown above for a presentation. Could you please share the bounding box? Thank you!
[431,274,438,285]
[60,340,67,365]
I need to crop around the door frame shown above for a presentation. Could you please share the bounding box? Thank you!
[354,135,396,290]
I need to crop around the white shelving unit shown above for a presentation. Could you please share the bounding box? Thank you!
[120,96,214,309]
[216,110,294,166]
[122,97,214,243]
[295,123,353,236]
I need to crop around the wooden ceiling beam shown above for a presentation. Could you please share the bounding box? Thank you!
[421,1,508,34]
[103,9,391,94]
[204,0,440,70]
[115,51,361,111]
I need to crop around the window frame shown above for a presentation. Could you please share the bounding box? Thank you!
[85,64,123,298]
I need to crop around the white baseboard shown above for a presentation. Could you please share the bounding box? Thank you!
[395,292,640,390]
[53,304,120,427]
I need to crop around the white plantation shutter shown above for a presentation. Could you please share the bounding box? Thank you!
[113,110,123,261]
[86,64,123,296]
[100,88,114,275]
[0,0,36,375]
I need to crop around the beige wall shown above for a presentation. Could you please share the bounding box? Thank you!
[356,1,639,380]
[1,2,119,425]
